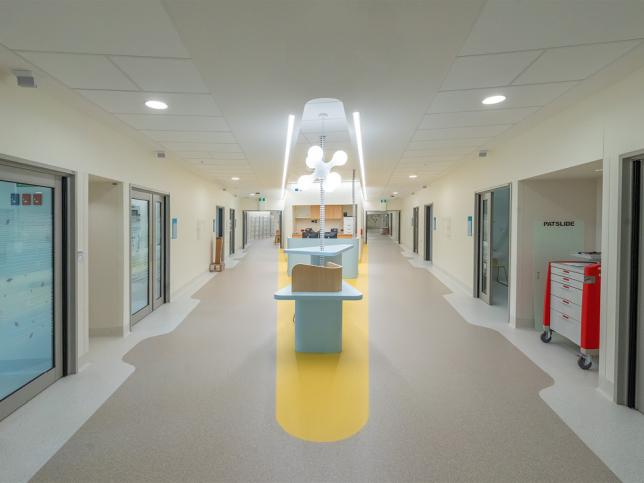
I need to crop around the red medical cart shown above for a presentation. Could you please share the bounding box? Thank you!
[542,260,601,369]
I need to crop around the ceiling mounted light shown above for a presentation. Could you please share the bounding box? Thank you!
[393,192,399,195]
[280,114,296,200]
[481,95,506,105]
[409,174,418,179]
[145,99,168,110]
[352,112,368,201]
[231,177,240,181]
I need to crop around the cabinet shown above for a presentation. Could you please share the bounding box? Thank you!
[542,261,601,369]
[310,205,320,219]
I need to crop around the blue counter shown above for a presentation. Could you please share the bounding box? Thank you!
[286,237,360,279]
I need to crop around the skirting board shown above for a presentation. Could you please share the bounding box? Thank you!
[89,327,124,337]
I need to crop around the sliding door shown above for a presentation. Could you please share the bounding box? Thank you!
[131,189,167,325]
[0,166,63,419]
[478,192,492,304]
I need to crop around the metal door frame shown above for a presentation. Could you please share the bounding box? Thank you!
[424,204,433,262]
[616,151,644,410]
[0,159,75,420]
[412,206,419,253]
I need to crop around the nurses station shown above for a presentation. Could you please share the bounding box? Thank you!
[4,2,644,482]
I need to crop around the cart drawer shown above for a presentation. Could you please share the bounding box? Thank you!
[552,263,586,280]
[551,281,583,306]
[551,295,582,322]
[550,308,581,345]
[551,273,584,290]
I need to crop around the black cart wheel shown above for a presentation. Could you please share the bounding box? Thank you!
[540,330,552,343]
[577,356,592,370]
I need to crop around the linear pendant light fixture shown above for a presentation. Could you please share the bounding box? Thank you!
[352,111,368,200]
[280,114,296,199]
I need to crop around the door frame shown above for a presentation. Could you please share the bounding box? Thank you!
[616,150,644,409]
[216,205,225,260]
[473,184,512,310]
[0,156,77,420]
[424,204,433,262]
[412,206,419,253]
[229,208,235,255]
[129,187,170,326]
[364,210,387,244]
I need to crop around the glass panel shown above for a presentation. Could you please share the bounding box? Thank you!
[481,199,489,294]
[130,199,149,315]
[0,180,54,401]
[154,201,162,300]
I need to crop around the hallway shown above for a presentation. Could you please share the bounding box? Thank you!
[30,238,615,482]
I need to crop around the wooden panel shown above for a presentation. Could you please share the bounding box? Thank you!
[292,262,342,292]
[337,234,353,239]
[310,205,320,219]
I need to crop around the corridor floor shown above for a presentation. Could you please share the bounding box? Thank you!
[32,237,616,482]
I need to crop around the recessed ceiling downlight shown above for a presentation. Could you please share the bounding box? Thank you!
[409,174,418,179]
[231,177,240,181]
[145,99,168,110]
[482,95,506,105]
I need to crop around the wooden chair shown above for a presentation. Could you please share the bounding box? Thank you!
[292,262,342,292]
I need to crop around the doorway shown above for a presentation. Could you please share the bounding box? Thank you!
[617,152,644,413]
[0,160,76,421]
[424,204,433,262]
[412,206,419,254]
[229,208,235,255]
[475,185,510,307]
[216,205,225,259]
[130,188,168,326]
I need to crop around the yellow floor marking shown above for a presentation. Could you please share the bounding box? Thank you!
[275,245,369,442]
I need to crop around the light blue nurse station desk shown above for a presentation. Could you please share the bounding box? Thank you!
[285,237,360,278]
[274,282,363,353]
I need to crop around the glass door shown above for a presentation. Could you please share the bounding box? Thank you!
[130,191,152,323]
[1,166,63,420]
[478,192,492,304]
[152,194,165,310]
[130,189,167,325]
[229,208,235,255]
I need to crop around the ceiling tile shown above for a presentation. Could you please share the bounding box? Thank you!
[77,91,221,116]
[141,131,236,143]
[441,51,541,90]
[0,0,189,57]
[514,41,640,85]
[403,147,476,157]
[117,114,228,131]
[111,57,209,93]
[161,142,242,152]
[209,152,246,160]
[412,125,511,141]
[420,108,537,129]
[461,0,644,55]
[19,52,137,90]
[407,139,488,151]
[429,82,577,113]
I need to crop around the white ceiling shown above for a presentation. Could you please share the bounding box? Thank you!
[0,1,643,198]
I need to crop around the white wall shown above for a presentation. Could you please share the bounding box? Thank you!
[400,64,644,397]
[88,178,124,337]
[515,178,601,328]
[0,76,240,359]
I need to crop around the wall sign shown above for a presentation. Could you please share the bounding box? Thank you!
[171,218,178,239]
[543,220,575,227]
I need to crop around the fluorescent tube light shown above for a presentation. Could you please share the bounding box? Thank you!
[280,114,295,199]
[352,111,368,201]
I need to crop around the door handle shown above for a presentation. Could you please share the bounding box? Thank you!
[562,314,569,320]
[562,299,570,304]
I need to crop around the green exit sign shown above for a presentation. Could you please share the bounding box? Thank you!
[258,196,266,202]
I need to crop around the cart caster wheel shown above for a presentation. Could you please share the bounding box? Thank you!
[540,330,552,343]
[577,355,592,370]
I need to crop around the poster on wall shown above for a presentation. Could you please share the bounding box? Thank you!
[171,218,178,240]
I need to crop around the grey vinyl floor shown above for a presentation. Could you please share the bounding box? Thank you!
[32,237,617,482]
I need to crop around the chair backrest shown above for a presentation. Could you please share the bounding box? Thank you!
[292,262,342,292]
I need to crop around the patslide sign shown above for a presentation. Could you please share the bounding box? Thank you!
[543,221,575,227]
